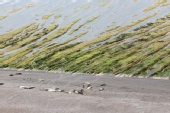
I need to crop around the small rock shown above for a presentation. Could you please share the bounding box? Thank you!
[19,86,35,89]
[57,89,64,92]
[65,90,75,94]
[74,89,84,95]
[46,89,57,92]
[67,91,73,94]
[74,90,78,94]
[9,74,14,76]
[83,82,91,89]
[85,82,91,85]
[46,88,58,92]
[0,83,4,85]
[15,73,22,75]
[96,73,104,76]
[158,40,164,43]
[87,84,91,87]
[45,87,60,92]
[99,88,104,91]
[87,86,92,90]
[38,79,45,82]
[100,83,106,86]
[39,89,48,91]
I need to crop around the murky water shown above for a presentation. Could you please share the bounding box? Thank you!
[0,0,170,43]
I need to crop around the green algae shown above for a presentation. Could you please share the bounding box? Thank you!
[143,0,167,12]
[0,16,7,20]
[68,16,100,35]
[1,12,170,77]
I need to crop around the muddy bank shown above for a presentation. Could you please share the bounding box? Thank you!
[0,69,170,113]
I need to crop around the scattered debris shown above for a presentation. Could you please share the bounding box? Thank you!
[19,86,35,89]
[38,79,106,95]
[45,87,84,95]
